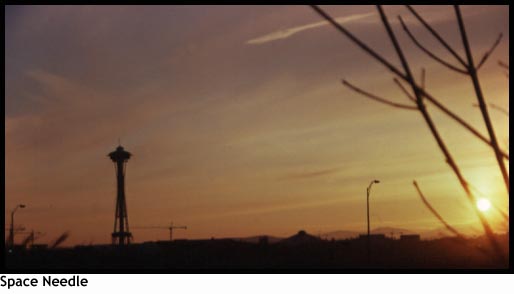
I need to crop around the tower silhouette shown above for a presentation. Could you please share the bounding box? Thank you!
[109,145,133,246]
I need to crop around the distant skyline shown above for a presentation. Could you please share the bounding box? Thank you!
[5,5,509,246]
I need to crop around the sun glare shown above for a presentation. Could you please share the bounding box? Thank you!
[477,198,491,212]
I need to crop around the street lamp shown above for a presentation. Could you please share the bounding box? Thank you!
[366,180,379,264]
[366,180,380,237]
[9,204,26,249]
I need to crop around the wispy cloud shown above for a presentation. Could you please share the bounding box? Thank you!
[246,12,375,45]
[279,167,340,181]
[246,6,495,46]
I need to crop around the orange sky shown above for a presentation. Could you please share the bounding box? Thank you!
[5,5,509,246]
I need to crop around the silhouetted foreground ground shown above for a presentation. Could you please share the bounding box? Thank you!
[5,232,509,269]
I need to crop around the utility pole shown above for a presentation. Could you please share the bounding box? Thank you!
[367,180,380,237]
[366,180,380,263]
[9,204,26,250]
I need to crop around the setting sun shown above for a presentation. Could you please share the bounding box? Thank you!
[477,198,491,212]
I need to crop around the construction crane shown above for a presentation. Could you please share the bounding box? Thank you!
[133,221,187,241]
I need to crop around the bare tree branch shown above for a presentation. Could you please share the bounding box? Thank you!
[378,5,503,260]
[498,60,509,70]
[406,5,467,67]
[473,103,509,117]
[476,33,503,70]
[455,5,509,194]
[311,5,509,161]
[312,4,507,261]
[392,79,510,161]
[310,5,404,78]
[413,181,464,238]
[342,79,417,110]
[420,89,509,160]
[490,103,509,116]
[398,16,467,74]
[498,60,509,78]
[393,78,416,102]
[349,77,509,165]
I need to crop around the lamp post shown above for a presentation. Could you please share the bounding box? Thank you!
[9,204,26,249]
[366,180,380,237]
[366,180,379,263]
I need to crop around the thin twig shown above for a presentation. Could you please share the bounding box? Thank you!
[476,33,503,69]
[490,103,509,116]
[473,103,509,117]
[398,16,467,74]
[356,76,509,160]
[406,5,467,67]
[455,5,509,194]
[413,181,464,237]
[498,60,509,70]
[498,60,509,78]
[342,80,418,110]
[393,78,416,102]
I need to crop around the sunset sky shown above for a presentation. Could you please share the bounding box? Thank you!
[5,5,509,246]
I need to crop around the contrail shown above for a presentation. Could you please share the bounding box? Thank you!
[246,12,375,45]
